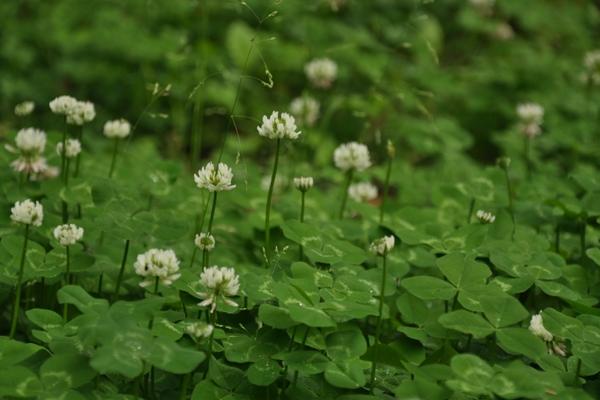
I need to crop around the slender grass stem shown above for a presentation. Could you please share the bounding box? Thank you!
[264,138,281,265]
[112,239,131,302]
[108,139,120,178]
[369,252,388,393]
[338,170,354,219]
[10,224,30,339]
[63,246,71,320]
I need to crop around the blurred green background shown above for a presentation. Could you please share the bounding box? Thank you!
[1,0,599,167]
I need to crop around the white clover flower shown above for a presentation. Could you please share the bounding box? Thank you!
[134,249,181,288]
[198,266,240,313]
[11,199,43,227]
[49,95,77,115]
[290,97,320,127]
[529,313,553,342]
[53,224,84,246]
[583,50,600,85]
[370,235,395,256]
[257,111,301,140]
[66,101,96,125]
[305,58,338,88]
[517,103,544,138]
[348,182,378,203]
[7,128,47,155]
[10,157,51,176]
[194,162,236,192]
[333,142,371,172]
[103,119,131,139]
[293,176,314,192]
[56,139,82,158]
[195,232,215,251]
[476,210,496,224]
[14,101,35,117]
[185,322,214,340]
[494,22,514,41]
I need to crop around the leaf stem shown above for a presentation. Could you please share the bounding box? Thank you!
[264,138,281,266]
[369,252,387,393]
[10,224,30,339]
[63,246,71,321]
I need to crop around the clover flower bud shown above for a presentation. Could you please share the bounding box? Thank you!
[257,111,301,140]
[195,232,215,251]
[198,266,240,313]
[290,97,320,127]
[348,182,378,203]
[293,176,314,192]
[194,162,236,192]
[529,313,553,342]
[11,199,43,226]
[185,322,214,340]
[134,249,181,288]
[496,157,511,169]
[103,119,131,139]
[370,235,395,256]
[305,58,338,88]
[386,140,396,158]
[476,210,496,224]
[66,101,96,125]
[49,96,77,115]
[334,142,371,172]
[53,224,84,246]
[14,101,35,117]
[56,139,82,158]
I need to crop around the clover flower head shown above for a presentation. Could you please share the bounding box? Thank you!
[529,313,553,342]
[476,210,496,224]
[293,176,314,192]
[348,181,378,203]
[53,224,84,246]
[9,128,47,155]
[103,119,131,139]
[185,322,214,340]
[195,232,215,251]
[583,50,600,85]
[334,142,371,171]
[194,162,236,192]
[49,96,78,115]
[66,101,96,125]
[257,111,301,140]
[133,248,181,288]
[305,58,338,88]
[370,235,395,256]
[517,103,544,138]
[14,101,35,117]
[11,199,43,226]
[56,139,82,158]
[290,96,320,127]
[198,266,240,313]
[494,22,514,41]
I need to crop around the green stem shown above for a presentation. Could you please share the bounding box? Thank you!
[60,127,67,178]
[503,167,514,224]
[523,136,531,178]
[467,198,475,223]
[574,357,582,386]
[97,273,104,296]
[113,239,131,302]
[299,191,306,260]
[74,125,83,178]
[203,311,217,379]
[264,138,281,265]
[108,139,120,178]
[292,328,309,387]
[63,246,71,321]
[338,170,354,219]
[369,253,387,393]
[179,371,192,400]
[580,220,587,260]
[9,224,30,339]
[379,154,393,224]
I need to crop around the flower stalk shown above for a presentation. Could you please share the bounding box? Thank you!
[9,224,30,339]
[264,138,281,265]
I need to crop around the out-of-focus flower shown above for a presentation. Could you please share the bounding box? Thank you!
[49,96,77,115]
[53,224,84,246]
[494,22,514,40]
[348,182,378,203]
[103,119,131,139]
[6,128,57,179]
[56,139,82,158]
[14,101,35,117]
[195,232,215,251]
[66,101,96,125]
[257,111,301,140]
[517,103,544,138]
[198,266,240,313]
[194,162,236,192]
[293,176,314,192]
[583,50,600,86]
[305,58,338,88]
[290,97,320,127]
[134,249,181,288]
[11,199,43,226]
[334,142,371,171]
[469,0,494,15]
[476,210,496,224]
[185,322,214,340]
[370,235,395,256]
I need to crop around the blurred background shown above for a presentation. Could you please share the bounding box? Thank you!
[1,0,599,169]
